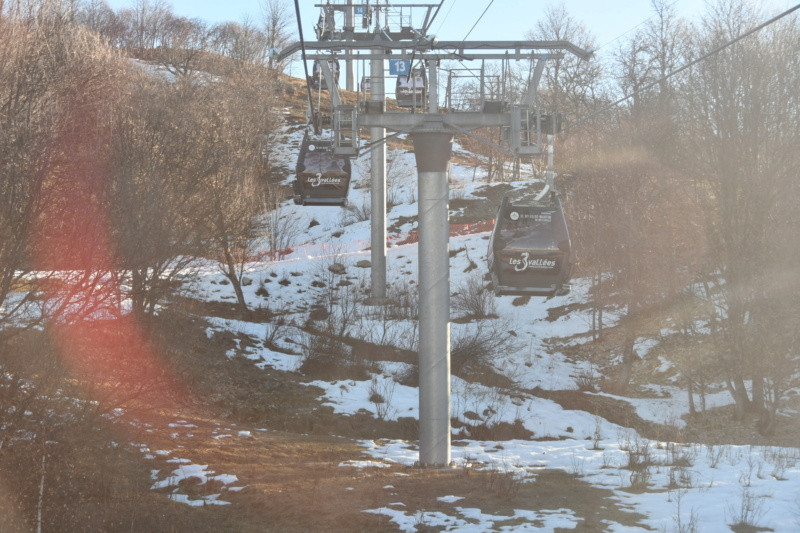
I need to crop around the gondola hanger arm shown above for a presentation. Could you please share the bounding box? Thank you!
[523,58,546,108]
[316,60,342,107]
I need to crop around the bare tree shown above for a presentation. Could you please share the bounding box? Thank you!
[209,18,269,70]
[0,0,129,333]
[260,0,293,71]
[680,0,800,427]
[0,5,170,529]
[154,13,209,78]
[612,0,692,163]
[128,0,170,53]
[570,149,705,393]
[0,13,51,333]
[109,74,217,322]
[76,0,129,48]
[75,0,116,35]
[198,66,278,318]
[525,3,604,121]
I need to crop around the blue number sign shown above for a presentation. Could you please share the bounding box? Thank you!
[388,59,411,76]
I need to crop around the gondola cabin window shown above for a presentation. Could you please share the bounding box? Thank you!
[301,147,347,179]
[500,209,558,251]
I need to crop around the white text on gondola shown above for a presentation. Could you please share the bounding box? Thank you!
[308,174,343,187]
[510,252,556,271]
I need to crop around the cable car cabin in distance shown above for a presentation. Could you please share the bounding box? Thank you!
[488,196,573,298]
[310,59,340,91]
[395,69,427,108]
[293,135,351,207]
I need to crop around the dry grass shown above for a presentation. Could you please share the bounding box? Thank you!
[133,404,650,532]
[5,292,797,531]
[121,312,658,532]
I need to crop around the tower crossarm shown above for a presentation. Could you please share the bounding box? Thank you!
[277,40,591,62]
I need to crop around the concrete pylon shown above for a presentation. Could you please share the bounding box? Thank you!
[412,131,453,467]
[345,0,354,92]
[369,53,387,300]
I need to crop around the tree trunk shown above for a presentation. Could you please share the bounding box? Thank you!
[130,268,147,322]
[614,330,637,394]
[699,372,707,416]
[222,241,250,319]
[37,453,45,533]
[750,372,766,415]
[590,272,605,341]
[687,376,696,415]
[725,376,750,421]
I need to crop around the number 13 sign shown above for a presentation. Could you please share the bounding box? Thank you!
[388,59,410,76]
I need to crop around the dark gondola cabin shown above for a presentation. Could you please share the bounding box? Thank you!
[315,7,336,40]
[310,59,340,91]
[293,135,351,206]
[395,68,426,107]
[487,196,573,297]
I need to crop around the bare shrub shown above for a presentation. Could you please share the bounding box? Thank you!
[450,186,467,201]
[368,376,396,421]
[628,467,652,492]
[573,365,598,392]
[665,442,696,468]
[590,415,604,450]
[264,315,291,348]
[625,435,653,472]
[450,319,520,375]
[386,281,419,320]
[262,187,303,259]
[309,248,360,337]
[670,489,700,533]
[763,446,798,481]
[298,326,373,381]
[339,200,371,226]
[486,461,524,500]
[726,488,769,533]
[451,274,496,319]
[385,148,415,207]
[707,444,729,469]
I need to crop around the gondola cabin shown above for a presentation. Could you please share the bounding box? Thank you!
[395,68,427,107]
[293,135,351,206]
[315,7,336,40]
[487,196,573,297]
[311,59,340,91]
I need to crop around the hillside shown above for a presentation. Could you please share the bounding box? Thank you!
[81,69,799,532]
[2,64,799,532]
[2,0,800,528]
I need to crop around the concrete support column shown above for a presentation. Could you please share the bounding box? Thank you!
[345,0,354,92]
[412,131,453,467]
[428,59,438,113]
[370,53,387,299]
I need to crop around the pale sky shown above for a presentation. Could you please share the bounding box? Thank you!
[101,0,796,84]
[102,0,715,53]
